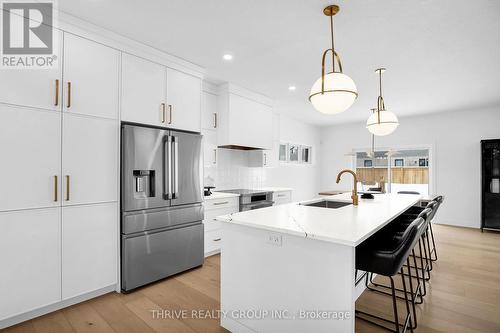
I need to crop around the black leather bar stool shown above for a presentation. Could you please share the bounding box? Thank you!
[427,196,443,261]
[356,216,427,333]
[366,207,432,324]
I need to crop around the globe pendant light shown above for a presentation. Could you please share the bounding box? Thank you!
[366,68,399,136]
[309,5,357,114]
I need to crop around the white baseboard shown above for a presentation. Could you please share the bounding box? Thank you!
[204,249,221,257]
[221,317,257,333]
[0,285,116,329]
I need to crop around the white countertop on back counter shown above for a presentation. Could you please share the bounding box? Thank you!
[216,193,421,247]
[204,191,240,200]
[257,187,293,192]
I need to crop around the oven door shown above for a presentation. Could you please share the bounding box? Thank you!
[240,200,274,211]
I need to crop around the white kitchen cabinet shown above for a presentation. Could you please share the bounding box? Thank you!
[0,208,61,321]
[63,34,119,119]
[0,31,63,112]
[201,91,218,130]
[166,67,201,132]
[62,203,117,299]
[203,130,218,167]
[217,84,273,149]
[273,190,292,205]
[203,195,239,256]
[62,114,118,206]
[248,142,279,168]
[121,53,167,126]
[0,105,61,212]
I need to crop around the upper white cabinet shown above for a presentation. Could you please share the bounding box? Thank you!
[121,53,166,126]
[63,34,119,119]
[202,90,218,130]
[62,203,117,299]
[217,84,273,150]
[0,31,63,111]
[0,208,61,321]
[248,143,279,168]
[0,105,61,212]
[62,114,118,206]
[121,54,202,132]
[166,68,201,133]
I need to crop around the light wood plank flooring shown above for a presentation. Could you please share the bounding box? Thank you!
[3,224,500,333]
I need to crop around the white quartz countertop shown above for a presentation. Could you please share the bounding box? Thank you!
[204,191,240,200]
[257,187,293,192]
[216,193,421,247]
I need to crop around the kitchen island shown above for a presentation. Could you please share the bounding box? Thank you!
[216,192,422,333]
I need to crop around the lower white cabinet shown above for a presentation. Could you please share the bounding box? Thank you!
[273,190,292,205]
[0,208,61,321]
[62,203,117,299]
[203,196,239,256]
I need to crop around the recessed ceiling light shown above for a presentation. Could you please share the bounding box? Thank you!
[288,86,296,91]
[223,54,233,61]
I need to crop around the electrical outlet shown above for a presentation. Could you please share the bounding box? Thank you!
[266,234,282,246]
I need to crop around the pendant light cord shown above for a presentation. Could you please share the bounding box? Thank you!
[330,14,335,72]
[379,70,383,97]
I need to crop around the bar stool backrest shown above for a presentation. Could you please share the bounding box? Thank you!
[417,208,433,227]
[390,217,427,275]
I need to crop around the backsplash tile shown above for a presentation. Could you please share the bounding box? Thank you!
[204,149,266,190]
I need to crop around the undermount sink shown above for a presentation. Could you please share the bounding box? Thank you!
[301,200,352,209]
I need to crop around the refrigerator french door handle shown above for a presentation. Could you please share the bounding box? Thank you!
[163,135,172,200]
[172,136,179,199]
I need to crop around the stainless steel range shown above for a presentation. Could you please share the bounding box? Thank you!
[218,189,274,211]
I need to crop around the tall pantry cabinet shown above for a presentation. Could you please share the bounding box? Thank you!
[0,32,118,321]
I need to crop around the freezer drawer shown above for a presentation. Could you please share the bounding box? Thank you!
[122,203,203,234]
[121,223,204,291]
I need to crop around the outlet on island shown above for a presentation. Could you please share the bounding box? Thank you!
[266,234,283,246]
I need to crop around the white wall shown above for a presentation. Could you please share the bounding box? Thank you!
[207,113,321,201]
[265,114,321,201]
[320,107,500,228]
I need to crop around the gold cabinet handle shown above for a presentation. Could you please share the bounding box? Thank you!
[213,113,217,128]
[161,103,166,123]
[66,82,71,108]
[213,149,217,164]
[168,105,172,124]
[213,201,228,206]
[54,175,58,202]
[213,238,221,242]
[54,80,59,106]
[264,153,267,166]
[65,175,70,201]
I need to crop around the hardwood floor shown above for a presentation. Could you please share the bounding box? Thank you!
[3,224,500,333]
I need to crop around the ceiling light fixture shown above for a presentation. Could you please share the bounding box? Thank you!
[366,68,399,136]
[223,54,233,61]
[288,85,296,91]
[309,4,357,114]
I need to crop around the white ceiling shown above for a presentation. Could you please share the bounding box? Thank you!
[60,0,500,126]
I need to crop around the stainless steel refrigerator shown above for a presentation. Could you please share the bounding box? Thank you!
[121,124,204,292]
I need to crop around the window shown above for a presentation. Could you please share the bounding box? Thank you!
[289,144,299,162]
[279,142,313,165]
[354,148,430,195]
[279,143,288,162]
[301,146,312,163]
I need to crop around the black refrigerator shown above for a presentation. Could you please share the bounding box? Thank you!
[481,139,500,231]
